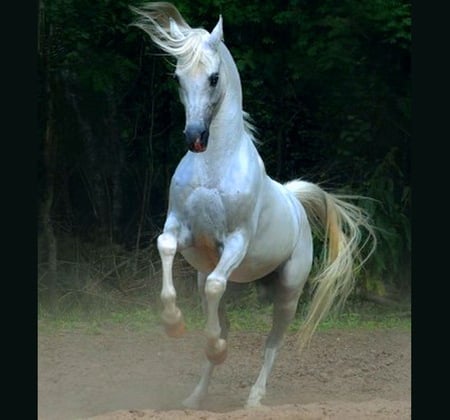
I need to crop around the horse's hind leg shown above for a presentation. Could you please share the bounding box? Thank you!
[246,241,312,407]
[157,229,185,337]
[246,282,302,407]
[183,272,230,409]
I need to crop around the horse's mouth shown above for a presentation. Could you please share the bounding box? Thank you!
[187,129,209,153]
[189,137,207,153]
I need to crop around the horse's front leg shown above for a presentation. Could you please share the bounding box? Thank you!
[204,231,248,364]
[157,224,185,337]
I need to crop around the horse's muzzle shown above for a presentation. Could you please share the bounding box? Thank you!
[185,125,209,153]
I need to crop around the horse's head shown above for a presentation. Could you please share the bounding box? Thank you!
[132,4,226,153]
[171,17,223,153]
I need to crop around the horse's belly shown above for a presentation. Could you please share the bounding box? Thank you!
[229,258,280,283]
[229,238,295,282]
[180,239,292,283]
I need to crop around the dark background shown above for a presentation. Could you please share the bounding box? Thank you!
[37,0,411,310]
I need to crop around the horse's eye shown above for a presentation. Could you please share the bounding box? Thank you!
[209,73,219,87]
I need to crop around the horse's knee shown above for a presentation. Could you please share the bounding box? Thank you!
[157,233,177,257]
[205,276,226,300]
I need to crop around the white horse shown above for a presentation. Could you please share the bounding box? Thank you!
[132,2,376,409]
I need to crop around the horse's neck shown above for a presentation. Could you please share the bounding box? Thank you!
[191,43,257,172]
[196,107,252,175]
[201,44,252,163]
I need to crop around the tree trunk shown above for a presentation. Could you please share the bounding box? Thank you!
[276,126,285,180]
[42,79,58,311]
[40,1,58,311]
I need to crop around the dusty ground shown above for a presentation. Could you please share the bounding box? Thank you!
[38,325,410,419]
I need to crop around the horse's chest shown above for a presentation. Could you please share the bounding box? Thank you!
[184,187,228,239]
[174,187,228,272]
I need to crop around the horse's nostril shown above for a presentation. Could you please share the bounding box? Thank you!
[185,125,209,153]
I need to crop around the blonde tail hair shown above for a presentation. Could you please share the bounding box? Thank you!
[284,180,377,352]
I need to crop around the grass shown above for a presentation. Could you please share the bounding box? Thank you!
[38,297,410,336]
[38,235,410,336]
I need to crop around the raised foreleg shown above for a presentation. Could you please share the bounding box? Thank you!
[157,226,185,337]
[183,272,231,409]
[203,231,248,364]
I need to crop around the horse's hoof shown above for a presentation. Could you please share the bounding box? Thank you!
[164,319,185,337]
[245,400,263,409]
[182,394,203,410]
[205,338,227,364]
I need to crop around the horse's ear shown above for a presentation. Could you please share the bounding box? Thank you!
[208,15,223,50]
[169,17,184,39]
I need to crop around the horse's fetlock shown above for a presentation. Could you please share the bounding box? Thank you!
[161,288,176,304]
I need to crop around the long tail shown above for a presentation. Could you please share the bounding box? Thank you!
[284,179,377,352]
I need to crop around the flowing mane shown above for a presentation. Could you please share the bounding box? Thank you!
[131,3,217,71]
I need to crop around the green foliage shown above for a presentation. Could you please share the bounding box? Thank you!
[360,147,411,292]
[44,0,138,95]
[38,0,411,298]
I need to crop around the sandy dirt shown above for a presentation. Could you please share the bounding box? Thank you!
[38,325,410,419]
